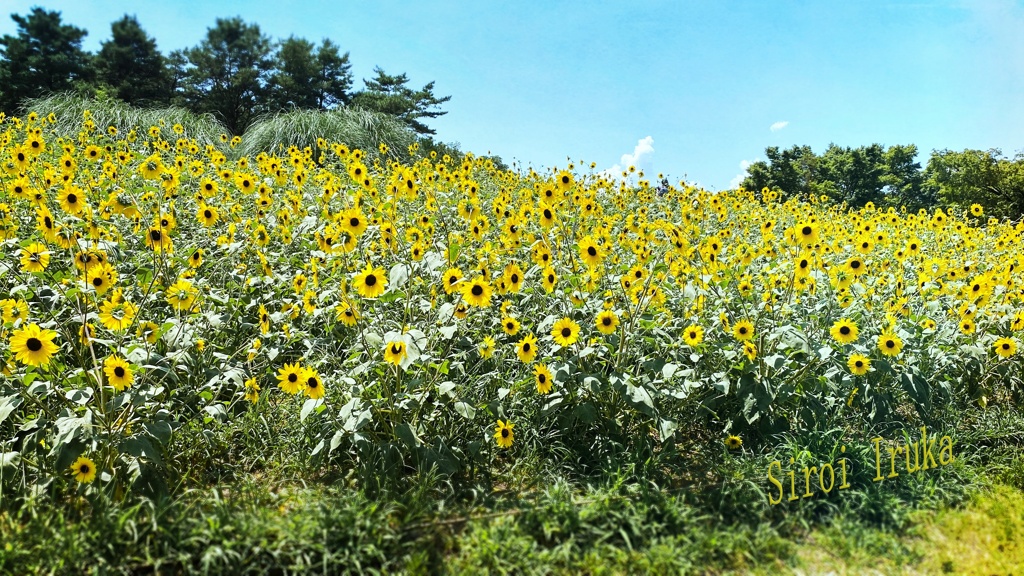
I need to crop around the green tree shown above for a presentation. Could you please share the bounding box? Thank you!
[95,15,168,107]
[924,149,1024,219]
[742,143,926,210]
[741,145,817,199]
[180,17,274,134]
[0,8,92,113]
[270,37,353,110]
[351,66,451,135]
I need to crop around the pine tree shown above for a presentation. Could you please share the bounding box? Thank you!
[0,8,92,113]
[95,15,169,106]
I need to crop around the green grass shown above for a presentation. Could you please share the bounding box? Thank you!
[3,403,1021,575]
[236,106,417,160]
[23,93,230,147]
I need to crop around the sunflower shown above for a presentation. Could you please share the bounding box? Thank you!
[494,419,514,449]
[534,364,554,394]
[165,279,198,312]
[682,324,704,347]
[276,362,305,395]
[994,337,1017,358]
[258,304,271,334]
[844,256,866,277]
[441,267,463,295]
[551,317,581,347]
[847,353,870,375]
[144,226,172,253]
[479,336,496,359]
[503,263,524,293]
[103,355,134,391]
[188,249,204,269]
[353,264,388,298]
[732,320,754,342]
[743,341,757,361]
[98,296,138,332]
[795,222,819,245]
[877,333,903,356]
[19,242,50,273]
[541,266,557,293]
[70,456,97,483]
[197,204,219,226]
[57,185,87,215]
[724,435,742,450]
[137,321,160,344]
[595,310,619,335]
[335,301,360,326]
[829,318,859,345]
[9,323,59,367]
[516,333,538,363]
[578,236,603,268]
[384,341,407,366]
[461,276,493,308]
[302,368,325,399]
[85,263,117,296]
[497,317,519,337]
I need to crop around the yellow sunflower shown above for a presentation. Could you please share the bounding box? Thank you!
[9,323,59,367]
[516,333,538,363]
[494,419,514,449]
[276,362,305,395]
[551,317,581,347]
[461,276,493,308]
[353,264,388,298]
[534,364,554,394]
[70,456,97,483]
[384,341,407,366]
[829,318,859,345]
[847,353,870,375]
[103,355,134,391]
[595,310,619,335]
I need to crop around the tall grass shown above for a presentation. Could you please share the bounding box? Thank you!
[22,93,228,147]
[236,106,416,161]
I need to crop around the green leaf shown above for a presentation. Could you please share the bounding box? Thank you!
[0,395,21,427]
[454,401,476,420]
[0,451,19,468]
[396,422,421,448]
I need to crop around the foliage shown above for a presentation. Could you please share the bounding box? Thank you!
[270,37,353,111]
[176,18,275,134]
[94,15,170,108]
[351,66,452,135]
[22,93,228,147]
[0,108,1023,516]
[0,8,93,113]
[742,144,927,210]
[236,106,416,160]
[925,148,1024,221]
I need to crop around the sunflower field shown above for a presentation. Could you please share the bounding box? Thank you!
[0,106,1022,515]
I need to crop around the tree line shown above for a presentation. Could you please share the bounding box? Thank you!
[741,144,1024,220]
[0,8,452,136]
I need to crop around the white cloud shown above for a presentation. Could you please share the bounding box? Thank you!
[769,121,789,132]
[599,136,654,180]
[729,159,755,189]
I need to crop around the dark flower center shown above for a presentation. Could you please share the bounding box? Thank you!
[886,340,895,348]
[365,275,377,286]
[523,343,531,352]
[587,247,597,257]
[392,344,401,354]
[93,277,103,287]
[114,366,125,378]
[561,328,572,338]
[288,373,298,382]
[471,285,484,296]
[27,338,42,352]
[80,464,90,473]
[67,193,78,204]
[501,429,509,438]
[350,217,359,227]
[307,378,318,388]
[603,318,612,326]
[150,230,162,241]
[840,326,850,335]
[510,274,519,284]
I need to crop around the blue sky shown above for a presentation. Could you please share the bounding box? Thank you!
[2,0,1022,189]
